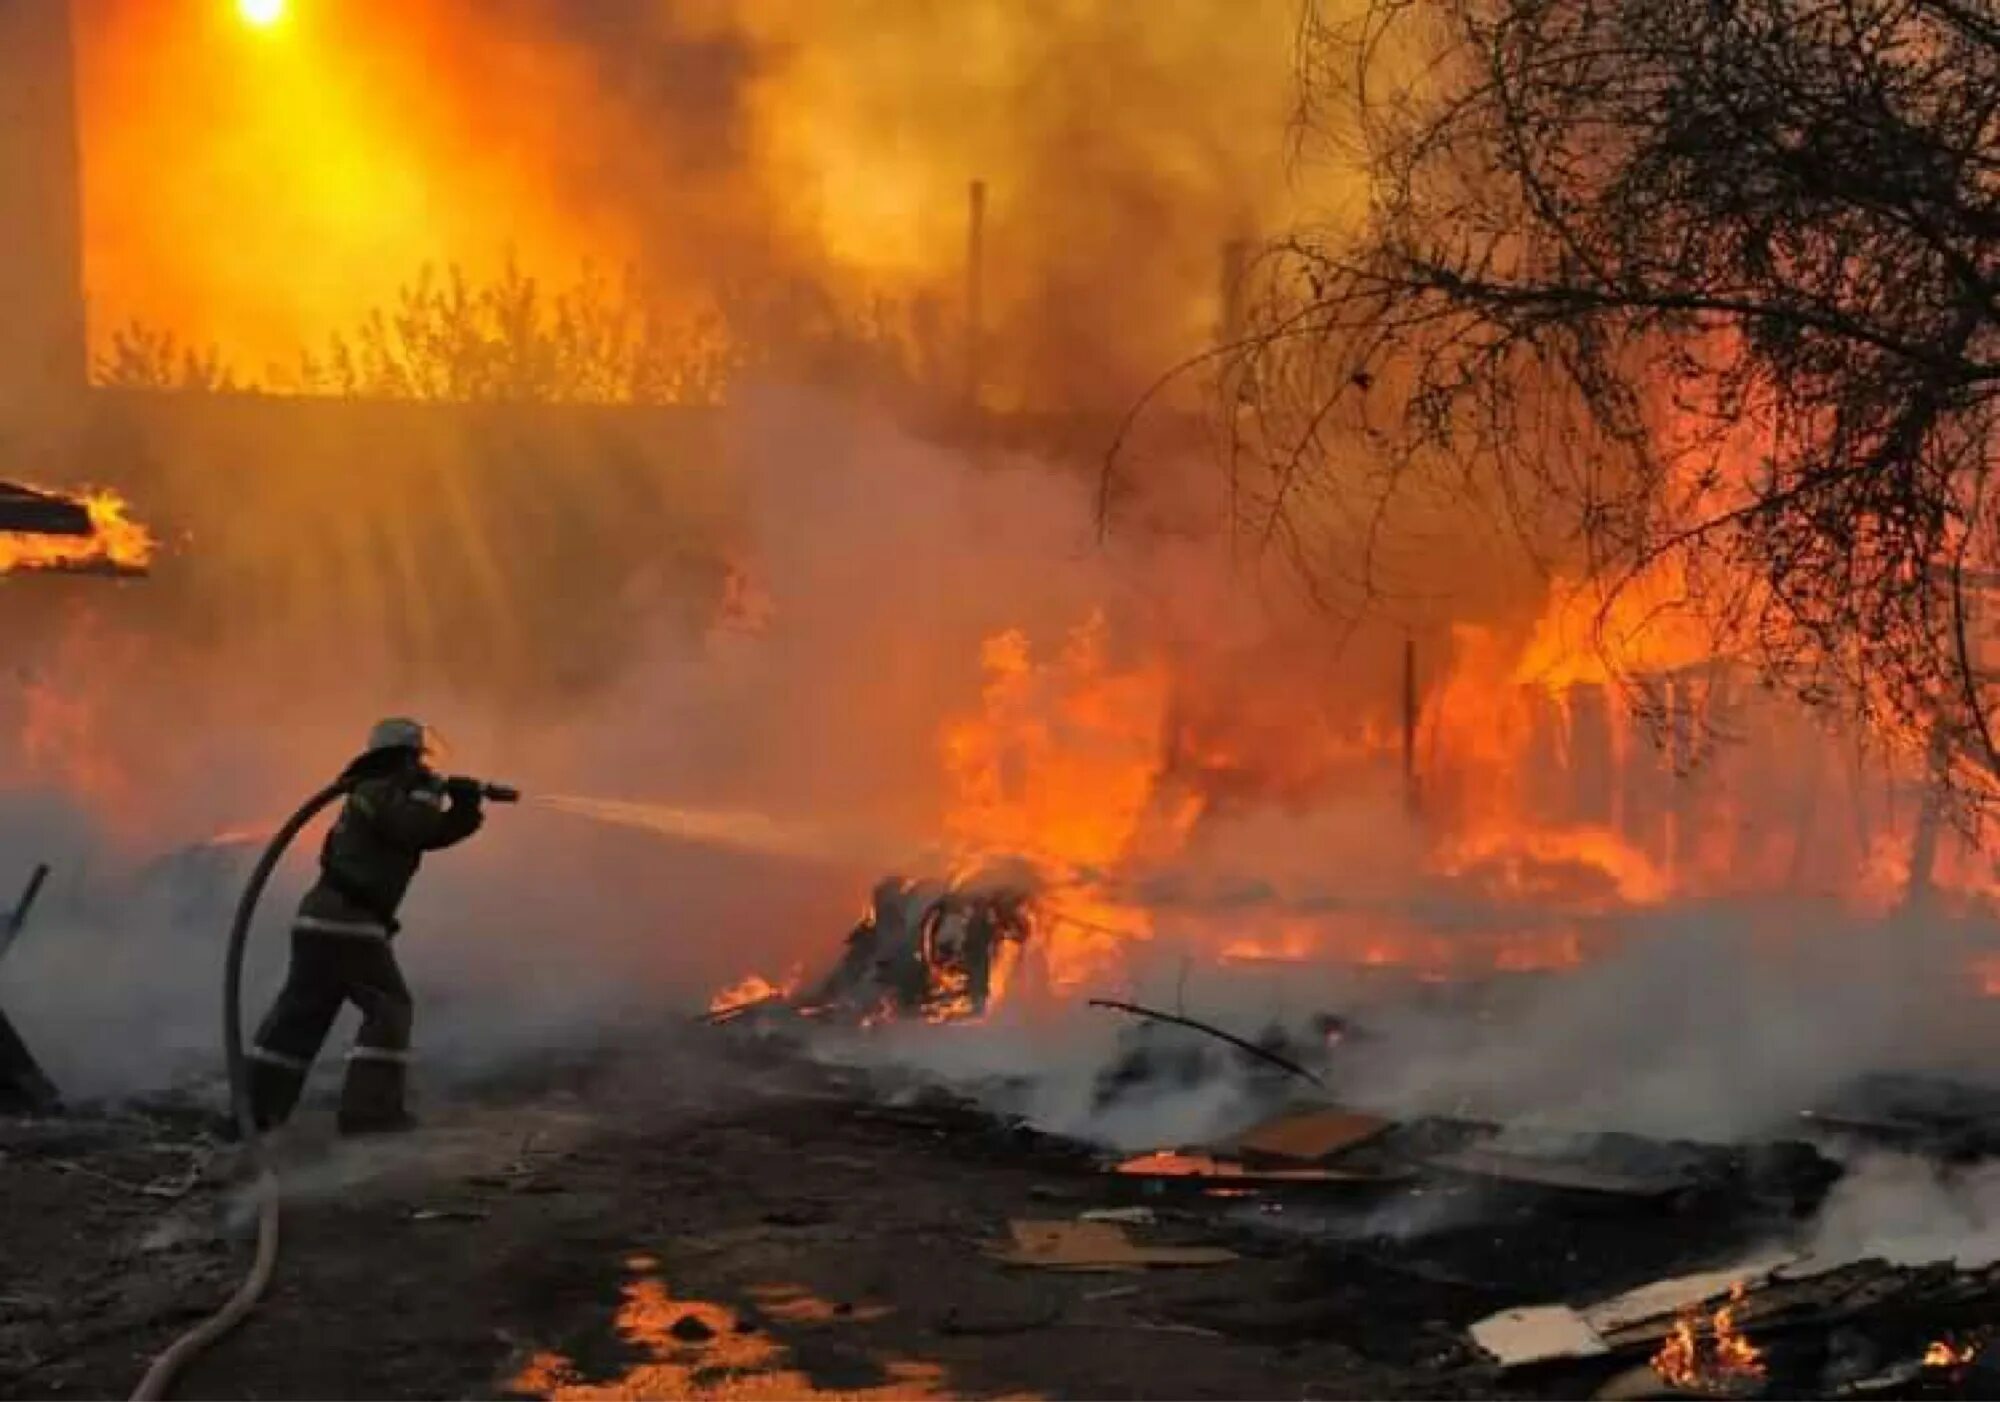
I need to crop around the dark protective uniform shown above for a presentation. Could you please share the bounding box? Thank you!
[247,751,483,1133]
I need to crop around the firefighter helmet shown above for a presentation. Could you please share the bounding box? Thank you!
[365,717,428,757]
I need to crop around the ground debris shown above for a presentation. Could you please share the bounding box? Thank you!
[987,1218,1238,1272]
[933,1298,1064,1336]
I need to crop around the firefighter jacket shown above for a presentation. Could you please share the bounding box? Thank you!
[295,765,483,936]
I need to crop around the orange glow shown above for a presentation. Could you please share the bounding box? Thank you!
[0,488,155,576]
[237,0,286,30]
[77,2,643,371]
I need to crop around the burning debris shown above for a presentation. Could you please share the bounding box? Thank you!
[0,483,155,577]
[1650,1283,1766,1395]
[712,871,1036,1027]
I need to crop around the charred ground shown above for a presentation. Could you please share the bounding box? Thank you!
[9,1017,1996,1402]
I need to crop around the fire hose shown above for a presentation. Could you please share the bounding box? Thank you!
[131,773,518,1402]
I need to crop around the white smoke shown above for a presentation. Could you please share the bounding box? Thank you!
[1806,1152,2000,1268]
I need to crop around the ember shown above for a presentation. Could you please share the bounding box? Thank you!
[1924,1338,1978,1369]
[1651,1283,1765,1395]
[0,487,155,576]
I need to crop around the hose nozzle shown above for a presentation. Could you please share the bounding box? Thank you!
[445,776,522,804]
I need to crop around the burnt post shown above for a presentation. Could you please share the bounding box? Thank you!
[1402,635,1420,815]
[0,860,47,956]
[1219,238,1252,551]
[964,178,987,413]
[1904,722,1950,916]
[1218,238,1250,351]
[1567,681,1614,826]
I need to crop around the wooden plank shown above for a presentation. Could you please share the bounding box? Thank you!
[0,482,90,535]
[1226,1106,1393,1165]
[1583,1255,1799,1335]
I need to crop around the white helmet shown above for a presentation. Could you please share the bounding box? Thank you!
[365,717,428,757]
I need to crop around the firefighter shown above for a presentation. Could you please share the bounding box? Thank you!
[245,718,485,1135]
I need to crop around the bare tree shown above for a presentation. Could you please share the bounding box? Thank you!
[93,320,240,393]
[1165,0,2000,799]
[290,259,737,406]
[285,259,939,411]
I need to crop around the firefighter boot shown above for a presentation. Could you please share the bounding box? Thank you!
[246,1052,311,1132]
[337,1052,416,1135]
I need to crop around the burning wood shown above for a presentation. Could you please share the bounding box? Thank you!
[709,872,1035,1027]
[0,485,156,577]
[1650,1283,1765,1395]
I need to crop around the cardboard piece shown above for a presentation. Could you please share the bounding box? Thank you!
[1468,1305,1609,1366]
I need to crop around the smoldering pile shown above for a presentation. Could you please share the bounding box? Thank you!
[707,865,1040,1028]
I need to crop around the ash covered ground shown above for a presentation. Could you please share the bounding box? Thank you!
[10,890,2000,1400]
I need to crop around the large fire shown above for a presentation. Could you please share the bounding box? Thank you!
[0,488,155,577]
[702,538,2000,1021]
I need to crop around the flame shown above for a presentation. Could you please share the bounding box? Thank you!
[2,610,144,831]
[1650,1284,1765,1394]
[509,1261,948,1399]
[0,488,156,576]
[936,613,1184,994]
[1925,1338,1978,1369]
[707,970,798,1015]
[704,541,2000,1018]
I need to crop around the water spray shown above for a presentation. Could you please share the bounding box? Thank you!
[527,791,902,867]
